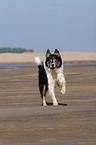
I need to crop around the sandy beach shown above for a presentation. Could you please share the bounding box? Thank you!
[0,63,96,145]
[0,52,96,64]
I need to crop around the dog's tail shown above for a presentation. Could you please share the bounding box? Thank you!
[34,56,43,66]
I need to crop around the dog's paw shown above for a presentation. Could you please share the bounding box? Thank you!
[53,102,58,106]
[60,88,66,95]
[42,102,47,107]
[43,104,47,107]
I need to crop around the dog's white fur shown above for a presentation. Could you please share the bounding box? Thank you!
[44,58,66,106]
[34,56,42,66]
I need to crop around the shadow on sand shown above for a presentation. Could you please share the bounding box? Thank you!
[46,102,68,106]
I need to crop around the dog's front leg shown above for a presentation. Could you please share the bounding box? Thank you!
[60,81,66,95]
[57,73,66,95]
[48,79,58,106]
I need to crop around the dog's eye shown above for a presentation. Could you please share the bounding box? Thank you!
[55,60,60,67]
[47,61,50,65]
[50,59,52,62]
[55,60,58,63]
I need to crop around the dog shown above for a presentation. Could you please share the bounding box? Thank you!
[34,49,66,106]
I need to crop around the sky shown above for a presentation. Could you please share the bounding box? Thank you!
[0,0,96,53]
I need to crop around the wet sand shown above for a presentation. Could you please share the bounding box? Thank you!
[0,64,96,145]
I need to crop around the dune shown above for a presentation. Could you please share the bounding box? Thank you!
[0,52,96,64]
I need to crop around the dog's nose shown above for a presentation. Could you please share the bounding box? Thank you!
[52,64,55,67]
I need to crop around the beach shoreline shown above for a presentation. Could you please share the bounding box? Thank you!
[0,60,96,65]
[0,52,96,64]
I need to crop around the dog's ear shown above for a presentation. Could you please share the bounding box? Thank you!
[54,49,60,56]
[46,49,51,57]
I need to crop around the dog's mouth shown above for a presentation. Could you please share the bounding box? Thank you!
[50,67,57,72]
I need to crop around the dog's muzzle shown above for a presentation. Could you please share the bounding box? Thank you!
[50,65,57,72]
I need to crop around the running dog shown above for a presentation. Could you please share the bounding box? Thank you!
[34,49,66,106]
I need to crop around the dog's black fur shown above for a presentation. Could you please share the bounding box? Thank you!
[38,64,48,102]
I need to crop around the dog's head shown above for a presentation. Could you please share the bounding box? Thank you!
[45,49,62,72]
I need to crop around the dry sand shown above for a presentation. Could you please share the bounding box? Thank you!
[0,64,96,145]
[0,52,96,64]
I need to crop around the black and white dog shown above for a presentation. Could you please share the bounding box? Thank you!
[34,49,66,106]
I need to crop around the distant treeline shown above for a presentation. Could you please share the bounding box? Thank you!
[0,48,34,53]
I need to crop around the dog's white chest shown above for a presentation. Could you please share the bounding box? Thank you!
[51,71,57,80]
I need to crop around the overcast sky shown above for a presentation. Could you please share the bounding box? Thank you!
[0,0,96,53]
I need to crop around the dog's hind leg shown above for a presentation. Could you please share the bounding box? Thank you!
[42,85,47,106]
[39,85,47,106]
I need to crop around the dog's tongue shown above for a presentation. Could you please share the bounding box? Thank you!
[53,68,57,72]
